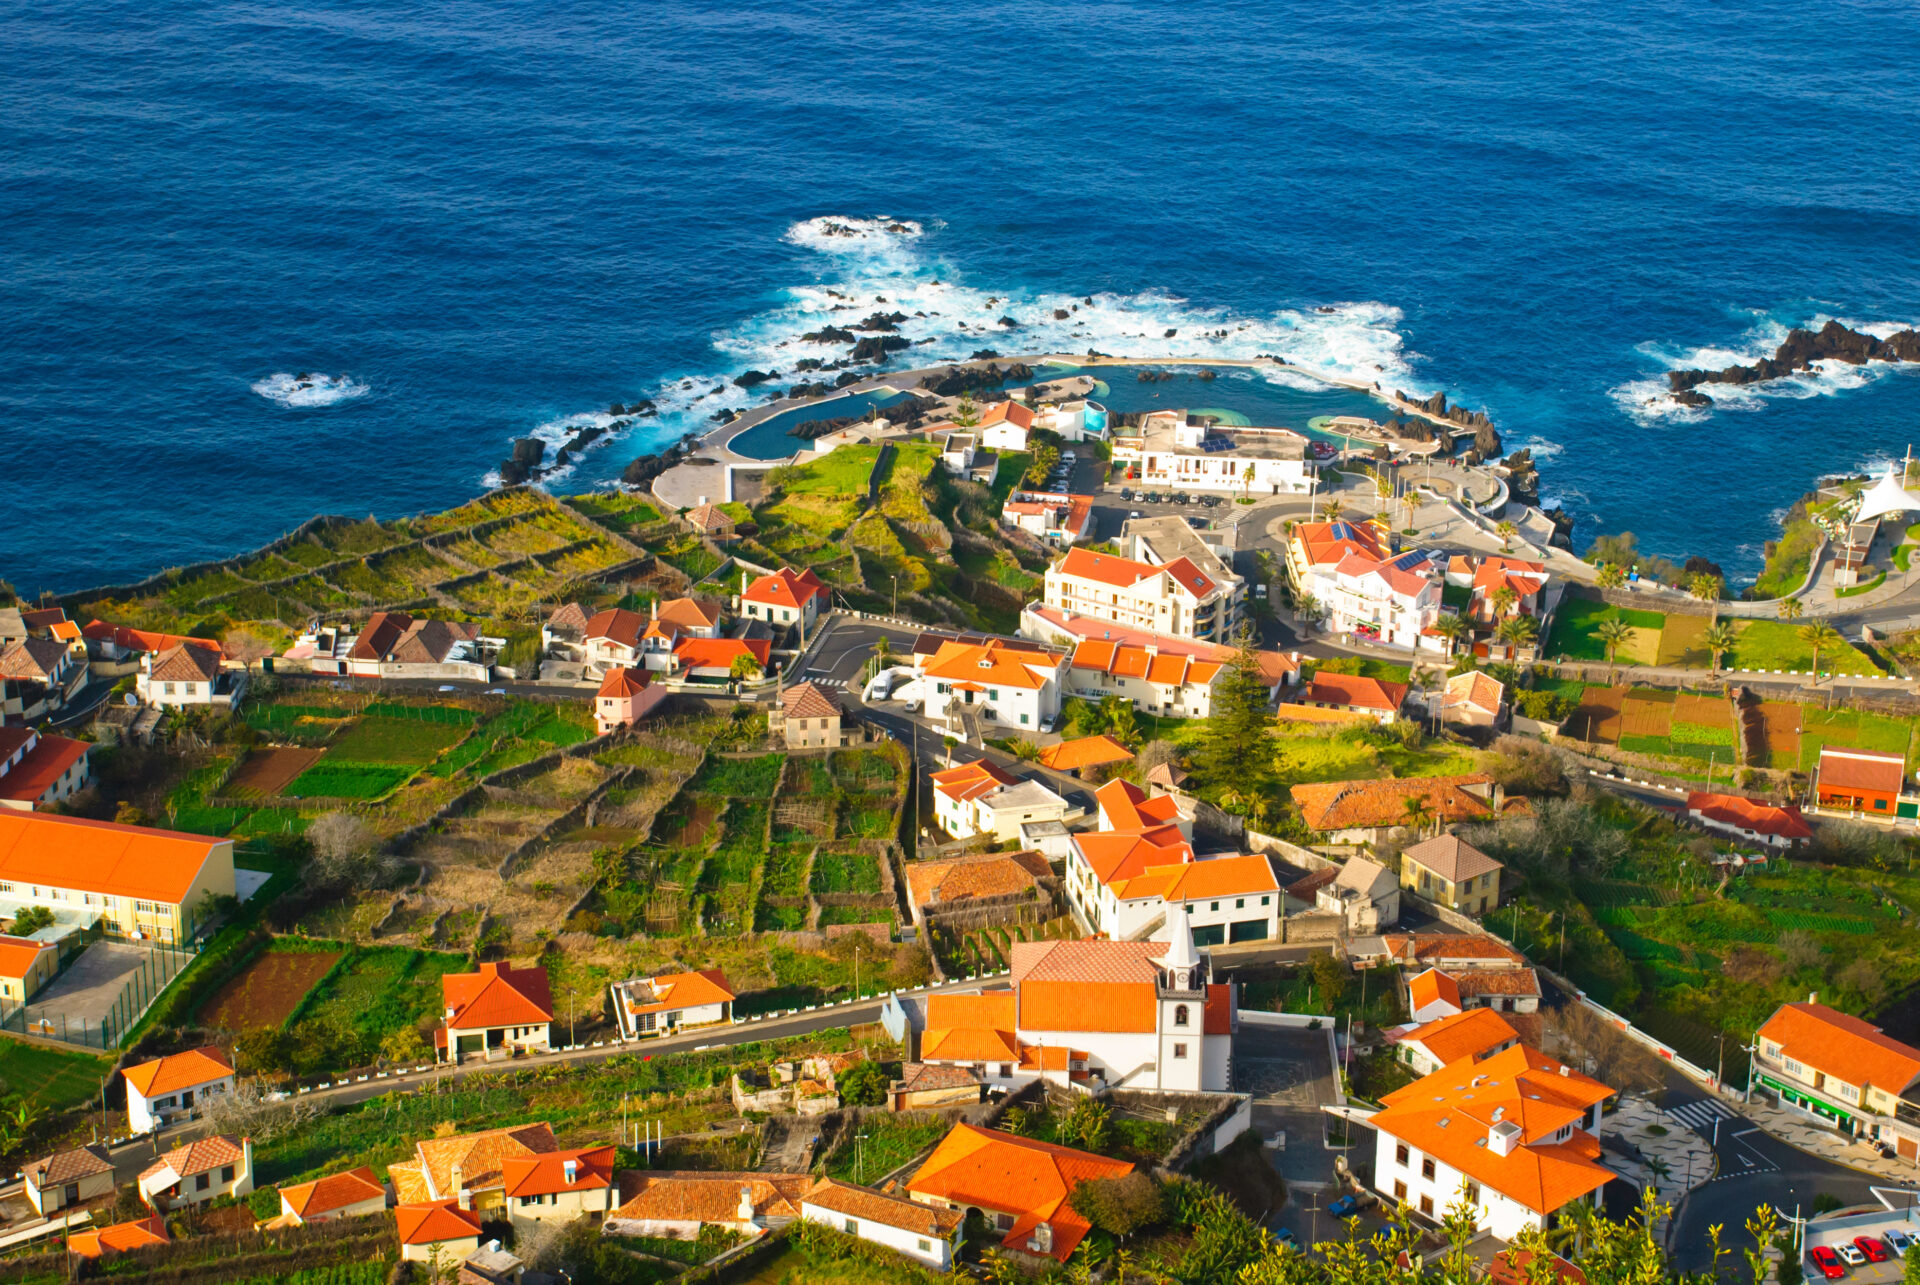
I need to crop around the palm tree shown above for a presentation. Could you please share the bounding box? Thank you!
[1689,572,1723,620]
[1799,622,1844,684]
[1400,490,1420,532]
[1323,498,1345,523]
[1596,562,1627,590]
[1242,461,1256,501]
[1495,519,1516,552]
[1009,737,1041,762]
[1490,585,1520,620]
[1295,593,1326,631]
[1494,614,1538,658]
[1595,614,1634,685]
[1778,596,1805,622]
[1702,621,1737,674]
[1402,794,1434,838]
[1430,612,1470,659]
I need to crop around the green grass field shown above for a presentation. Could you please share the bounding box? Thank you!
[1729,619,1884,675]
[283,761,417,799]
[0,1038,108,1111]
[689,753,786,796]
[811,850,882,895]
[1545,597,1665,662]
[777,445,882,496]
[288,946,469,1063]
[326,716,469,765]
[1797,706,1916,771]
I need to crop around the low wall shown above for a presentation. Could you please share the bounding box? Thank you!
[1238,1010,1346,1106]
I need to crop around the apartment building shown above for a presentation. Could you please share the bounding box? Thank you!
[1132,412,1313,496]
[1042,547,1235,643]
[1753,1001,1920,1159]
[0,811,235,945]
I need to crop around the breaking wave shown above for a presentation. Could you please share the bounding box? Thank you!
[250,371,369,408]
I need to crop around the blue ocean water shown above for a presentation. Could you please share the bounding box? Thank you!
[5,0,1920,593]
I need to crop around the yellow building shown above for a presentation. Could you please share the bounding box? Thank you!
[0,812,235,944]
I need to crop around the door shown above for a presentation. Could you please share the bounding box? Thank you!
[1901,1136,1918,1161]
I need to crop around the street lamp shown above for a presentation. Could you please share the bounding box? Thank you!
[856,1131,870,1184]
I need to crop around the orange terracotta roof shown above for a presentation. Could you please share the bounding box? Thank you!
[685,503,735,533]
[1371,1045,1615,1216]
[1203,982,1233,1035]
[1291,520,1386,568]
[923,639,1058,690]
[1055,546,1165,590]
[1687,792,1813,840]
[779,680,841,719]
[1816,747,1907,794]
[140,1135,245,1184]
[1071,825,1193,892]
[1472,556,1548,597]
[743,567,826,609]
[922,992,1020,1062]
[1159,556,1217,599]
[1012,940,1160,1035]
[612,1172,815,1224]
[657,597,722,630]
[443,961,552,1030]
[1328,551,1431,599]
[149,642,222,684]
[502,1146,616,1198]
[597,667,649,698]
[0,733,89,804]
[807,1178,963,1238]
[123,1046,233,1099]
[1301,672,1408,713]
[1758,1002,1920,1095]
[1037,735,1132,772]
[280,1166,385,1219]
[908,1124,1133,1261]
[978,401,1035,431]
[82,621,223,657]
[1408,968,1462,1014]
[1094,778,1182,830]
[394,1123,557,1202]
[1143,854,1277,903]
[1397,1008,1520,1067]
[1443,670,1505,715]
[585,607,646,649]
[618,969,734,1019]
[905,851,1050,908]
[929,758,1019,805]
[0,935,54,980]
[396,1200,483,1246]
[674,636,769,671]
[1290,774,1496,832]
[67,1214,167,1260]
[0,812,228,905]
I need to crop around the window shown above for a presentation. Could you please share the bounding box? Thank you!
[1174,1004,1190,1027]
[845,1218,858,1234]
[1465,1182,1480,1204]
[1261,895,1270,906]
[1020,713,1029,725]
[918,1238,932,1252]
[1393,1180,1407,1202]
[1173,1043,1188,1059]
[196,1174,210,1191]
[1878,799,1889,810]
[1395,1143,1409,1167]
[164,683,175,695]
[1210,900,1219,911]
[1420,1158,1435,1181]
[1419,1194,1434,1217]
[1235,898,1244,909]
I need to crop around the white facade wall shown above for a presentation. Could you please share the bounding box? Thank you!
[923,670,1062,733]
[1371,1116,1601,1241]
[1140,451,1310,495]
[508,1184,617,1232]
[136,674,218,707]
[800,1204,956,1271]
[128,1074,234,1135]
[1066,666,1217,718]
[1689,811,1797,850]
[981,424,1029,452]
[1042,569,1231,644]
[1308,567,1439,651]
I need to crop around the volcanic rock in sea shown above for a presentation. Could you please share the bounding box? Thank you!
[998,314,1020,329]
[1473,423,1503,457]
[802,325,857,344]
[853,312,908,332]
[970,349,1001,360]
[849,335,910,363]
[732,370,778,389]
[922,362,1033,398]
[1666,319,1920,403]
[1054,309,1071,320]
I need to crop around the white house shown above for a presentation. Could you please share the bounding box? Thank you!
[928,759,1071,842]
[275,1166,390,1226]
[938,432,977,476]
[138,1135,252,1210]
[738,567,827,639]
[1685,792,1813,849]
[1042,546,1236,644]
[1001,492,1094,545]
[0,726,91,812]
[344,612,495,681]
[397,1201,483,1264]
[1312,855,1401,933]
[1389,1008,1522,1077]
[1021,604,1299,717]
[502,1146,618,1233]
[917,911,1235,1094]
[977,401,1036,452]
[1133,412,1313,496]
[802,1179,965,1271]
[611,969,735,1039]
[23,1145,114,1218]
[137,643,245,710]
[123,1046,234,1135]
[1368,1044,1615,1240]
[1307,549,1442,651]
[436,962,553,1064]
[915,638,1067,737]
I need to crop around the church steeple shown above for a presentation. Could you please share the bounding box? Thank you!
[1153,903,1204,994]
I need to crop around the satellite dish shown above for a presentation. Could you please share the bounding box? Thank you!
[123,693,138,707]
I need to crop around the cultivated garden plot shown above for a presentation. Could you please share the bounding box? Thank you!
[199,943,344,1031]
[1546,596,1885,675]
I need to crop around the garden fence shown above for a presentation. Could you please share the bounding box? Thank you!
[0,938,198,1050]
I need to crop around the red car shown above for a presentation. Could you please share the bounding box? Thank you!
[1809,1245,1845,1280]
[1854,1237,1891,1264]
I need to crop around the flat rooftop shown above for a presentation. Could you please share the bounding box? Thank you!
[1140,416,1308,461]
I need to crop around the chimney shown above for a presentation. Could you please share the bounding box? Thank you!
[563,1158,578,1186]
[241,1136,253,1185]
[449,1163,463,1203]
[480,961,502,978]
[1488,1119,1522,1157]
[457,1185,471,1211]
[737,1184,756,1225]
[698,495,708,507]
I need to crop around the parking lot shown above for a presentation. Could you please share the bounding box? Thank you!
[1806,1213,1920,1282]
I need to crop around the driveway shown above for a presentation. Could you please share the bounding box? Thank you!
[1232,1021,1364,1241]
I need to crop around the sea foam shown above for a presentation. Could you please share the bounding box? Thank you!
[251,371,369,408]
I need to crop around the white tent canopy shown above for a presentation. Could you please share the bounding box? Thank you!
[1855,464,1920,523]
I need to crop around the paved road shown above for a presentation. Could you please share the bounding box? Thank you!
[1664,1086,1881,1271]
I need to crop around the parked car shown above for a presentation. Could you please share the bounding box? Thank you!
[1855,1237,1891,1264]
[1119,488,1133,500]
[1062,451,1077,460]
[1186,515,1207,529]
[1255,583,1269,598]
[1129,510,1143,520]
[1273,1227,1298,1247]
[1327,1194,1361,1219]
[1808,1245,1845,1279]
[1886,1229,1914,1255]
[1836,1242,1867,1267]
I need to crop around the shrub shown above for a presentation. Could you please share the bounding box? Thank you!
[1069,1171,1167,1239]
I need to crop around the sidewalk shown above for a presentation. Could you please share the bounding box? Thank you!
[1742,1095,1920,1184]
[1604,1096,1714,1242]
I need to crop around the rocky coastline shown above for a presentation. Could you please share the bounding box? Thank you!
[1665,319,1920,407]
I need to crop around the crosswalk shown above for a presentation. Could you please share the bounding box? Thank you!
[1666,1098,1736,1135]
[805,677,848,689]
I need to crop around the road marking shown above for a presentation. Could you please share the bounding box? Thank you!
[1666,1099,1736,1134]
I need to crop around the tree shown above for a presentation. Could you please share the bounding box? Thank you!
[1008,737,1041,762]
[729,652,761,681]
[305,811,390,891]
[1490,585,1520,619]
[1242,461,1256,501]
[1060,1097,1111,1152]
[9,905,53,936]
[1400,794,1434,839]
[1068,1172,1166,1240]
[1308,951,1350,1007]
[1778,596,1805,622]
[1703,621,1738,674]
[1494,615,1538,657]
[1798,622,1843,683]
[1294,593,1326,630]
[1596,562,1627,590]
[1495,519,1517,552]
[381,1026,429,1065]
[1595,613,1634,685]
[1025,443,1060,487]
[836,1059,888,1107]
[954,394,980,429]
[1430,612,1470,657]
[199,1077,320,1143]
[1192,636,1273,796]
[1322,498,1345,523]
[1689,572,1723,612]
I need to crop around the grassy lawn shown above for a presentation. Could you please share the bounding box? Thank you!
[1312,656,1413,684]
[822,1113,946,1183]
[1654,614,1710,667]
[1797,705,1917,771]
[1836,571,1888,598]
[326,716,468,765]
[287,946,469,1066]
[1545,597,1664,663]
[283,761,417,799]
[811,850,882,895]
[688,753,786,797]
[1729,619,1884,675]
[1269,727,1480,784]
[0,1038,108,1111]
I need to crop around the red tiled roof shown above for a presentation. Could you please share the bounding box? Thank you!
[923,639,1060,690]
[1408,968,1462,1013]
[280,1166,385,1219]
[123,1046,233,1099]
[1301,672,1408,713]
[585,608,646,650]
[657,597,721,631]
[140,1135,244,1183]
[1396,1007,1520,1066]
[618,969,734,1019]
[1402,834,1504,883]
[1443,670,1505,715]
[908,1124,1133,1261]
[0,733,89,804]
[82,621,223,658]
[1037,735,1132,772]
[1816,747,1906,794]
[685,503,735,533]
[743,567,826,609]
[1291,520,1387,569]
[0,935,54,981]
[1758,1002,1920,1095]
[1094,778,1182,830]
[780,681,841,719]
[929,758,1019,805]
[673,636,768,672]
[1376,933,1527,967]
[1686,792,1812,840]
[68,1214,166,1260]
[442,962,552,1030]
[502,1146,616,1198]
[905,851,1050,908]
[1329,552,1430,599]
[978,401,1035,431]
[396,1200,482,1247]
[612,1172,814,1224]
[922,992,1021,1062]
[597,667,650,698]
[149,643,221,683]
[1055,547,1163,590]
[805,1178,964,1239]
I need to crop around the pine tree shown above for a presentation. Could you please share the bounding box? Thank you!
[1193,634,1273,795]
